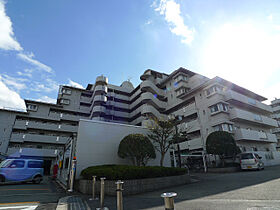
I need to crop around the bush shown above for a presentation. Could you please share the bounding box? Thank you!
[80,165,188,180]
[118,134,156,166]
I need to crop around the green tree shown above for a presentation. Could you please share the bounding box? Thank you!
[206,131,240,167]
[147,119,176,167]
[118,134,156,166]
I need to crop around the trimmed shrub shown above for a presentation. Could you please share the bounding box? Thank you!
[118,134,156,166]
[80,165,187,180]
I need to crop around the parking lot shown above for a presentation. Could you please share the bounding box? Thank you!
[0,177,66,210]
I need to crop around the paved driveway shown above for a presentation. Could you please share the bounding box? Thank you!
[0,177,66,210]
[87,165,280,210]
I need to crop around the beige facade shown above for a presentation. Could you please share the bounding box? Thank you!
[0,67,279,166]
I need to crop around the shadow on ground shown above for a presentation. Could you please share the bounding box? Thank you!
[87,165,280,210]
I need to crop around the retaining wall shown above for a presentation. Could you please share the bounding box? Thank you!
[77,174,191,195]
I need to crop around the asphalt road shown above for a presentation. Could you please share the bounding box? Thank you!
[0,177,66,210]
[87,165,280,210]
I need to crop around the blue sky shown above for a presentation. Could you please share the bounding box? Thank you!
[0,0,280,110]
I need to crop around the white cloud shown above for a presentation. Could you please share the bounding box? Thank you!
[35,96,57,104]
[0,74,27,91]
[154,0,195,44]
[0,80,26,111]
[17,69,33,78]
[31,78,59,93]
[68,79,84,89]
[0,0,22,51]
[17,52,53,73]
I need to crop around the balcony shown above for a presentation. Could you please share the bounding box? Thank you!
[93,95,107,103]
[96,75,108,84]
[272,106,280,112]
[141,92,166,109]
[60,113,80,121]
[7,147,59,158]
[234,128,277,143]
[140,80,165,97]
[225,90,273,113]
[141,105,162,118]
[95,85,108,93]
[10,133,69,144]
[184,119,200,133]
[183,103,197,116]
[272,127,280,134]
[80,95,92,103]
[178,137,203,150]
[92,105,106,113]
[272,113,280,120]
[230,108,278,128]
[13,120,27,130]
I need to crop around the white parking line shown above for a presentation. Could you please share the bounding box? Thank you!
[0,205,38,210]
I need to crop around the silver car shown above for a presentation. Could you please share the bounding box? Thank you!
[240,153,264,170]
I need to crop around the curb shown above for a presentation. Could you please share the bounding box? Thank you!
[56,196,91,210]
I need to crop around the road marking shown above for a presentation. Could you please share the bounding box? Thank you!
[0,201,39,206]
[0,205,38,210]
[0,192,64,197]
[0,188,49,191]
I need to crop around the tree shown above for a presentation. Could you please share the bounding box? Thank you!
[206,131,240,167]
[118,134,156,166]
[147,119,176,167]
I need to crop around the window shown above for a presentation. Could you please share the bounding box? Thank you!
[254,114,262,121]
[9,160,25,168]
[175,88,190,96]
[213,123,233,132]
[205,85,223,96]
[248,98,256,105]
[62,88,72,95]
[60,99,70,105]
[27,104,37,111]
[28,161,43,168]
[241,153,253,159]
[174,74,188,83]
[210,103,229,113]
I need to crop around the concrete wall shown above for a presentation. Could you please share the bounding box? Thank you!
[77,174,190,195]
[75,120,171,178]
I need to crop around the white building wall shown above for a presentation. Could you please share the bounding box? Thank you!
[75,120,171,178]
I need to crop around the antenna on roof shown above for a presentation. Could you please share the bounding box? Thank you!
[127,77,132,82]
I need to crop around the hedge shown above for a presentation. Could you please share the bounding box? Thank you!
[80,165,188,180]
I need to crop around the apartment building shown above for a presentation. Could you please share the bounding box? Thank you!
[271,98,280,150]
[1,67,279,171]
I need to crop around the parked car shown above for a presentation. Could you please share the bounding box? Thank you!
[240,153,264,171]
[0,159,44,183]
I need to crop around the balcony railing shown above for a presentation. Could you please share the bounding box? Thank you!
[178,137,203,150]
[234,128,277,143]
[225,90,272,113]
[7,147,60,158]
[10,133,69,144]
[230,108,278,127]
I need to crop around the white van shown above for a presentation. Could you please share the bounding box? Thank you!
[240,153,264,170]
